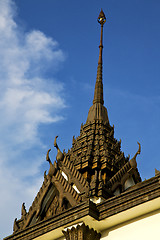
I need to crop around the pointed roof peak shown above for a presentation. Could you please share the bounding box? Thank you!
[87,10,109,124]
[93,10,106,105]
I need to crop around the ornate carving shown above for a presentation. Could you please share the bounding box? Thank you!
[90,170,98,189]
[98,170,103,188]
[72,135,76,145]
[46,149,57,177]
[45,195,60,218]
[155,168,160,176]
[54,136,64,162]
[13,218,19,232]
[62,223,101,240]
[44,170,47,184]
[21,203,27,218]
[129,142,141,168]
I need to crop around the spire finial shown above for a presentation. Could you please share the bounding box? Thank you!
[86,10,109,124]
[93,9,106,105]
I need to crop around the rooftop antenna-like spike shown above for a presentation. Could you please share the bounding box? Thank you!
[86,10,109,124]
[93,9,106,105]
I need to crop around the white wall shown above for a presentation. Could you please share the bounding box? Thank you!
[101,211,160,240]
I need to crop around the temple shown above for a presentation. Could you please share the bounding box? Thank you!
[4,10,160,240]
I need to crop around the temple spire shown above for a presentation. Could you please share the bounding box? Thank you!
[86,10,109,124]
[93,9,106,105]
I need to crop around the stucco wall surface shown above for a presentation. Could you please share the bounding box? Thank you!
[101,211,160,240]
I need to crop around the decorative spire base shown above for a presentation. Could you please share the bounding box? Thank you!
[86,103,109,124]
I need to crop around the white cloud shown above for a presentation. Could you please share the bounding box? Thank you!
[0,0,66,238]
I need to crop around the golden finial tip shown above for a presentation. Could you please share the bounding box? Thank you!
[98,9,106,25]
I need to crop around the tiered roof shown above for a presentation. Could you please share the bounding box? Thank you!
[5,10,144,239]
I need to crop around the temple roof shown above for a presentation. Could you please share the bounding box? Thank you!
[9,10,142,237]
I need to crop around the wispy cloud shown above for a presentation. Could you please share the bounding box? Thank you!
[0,0,66,238]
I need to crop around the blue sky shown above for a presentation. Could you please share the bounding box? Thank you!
[1,0,160,238]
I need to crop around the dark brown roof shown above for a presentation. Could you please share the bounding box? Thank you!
[4,173,160,240]
[4,10,145,240]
